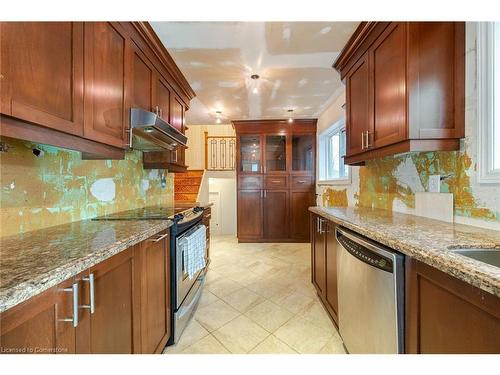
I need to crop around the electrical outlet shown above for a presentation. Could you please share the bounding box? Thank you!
[428,175,441,193]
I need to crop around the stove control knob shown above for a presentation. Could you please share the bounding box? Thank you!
[174,213,184,221]
[193,206,203,213]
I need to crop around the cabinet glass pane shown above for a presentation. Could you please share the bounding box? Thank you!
[240,135,261,172]
[292,134,314,171]
[265,135,286,172]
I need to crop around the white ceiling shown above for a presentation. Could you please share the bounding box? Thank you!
[151,22,359,125]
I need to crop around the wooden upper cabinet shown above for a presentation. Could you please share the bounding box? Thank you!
[334,22,465,165]
[131,43,154,112]
[345,54,371,157]
[371,22,407,148]
[83,22,129,149]
[0,22,84,136]
[170,94,185,132]
[407,22,465,139]
[156,75,171,123]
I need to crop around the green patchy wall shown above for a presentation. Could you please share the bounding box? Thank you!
[0,137,174,237]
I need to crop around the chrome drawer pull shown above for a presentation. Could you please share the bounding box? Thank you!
[60,283,79,327]
[271,180,281,183]
[297,180,306,184]
[81,273,95,314]
[150,233,169,243]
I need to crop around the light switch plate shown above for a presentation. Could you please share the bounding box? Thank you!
[428,175,441,193]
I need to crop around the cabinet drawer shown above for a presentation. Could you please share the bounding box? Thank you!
[265,176,288,189]
[291,175,313,189]
[238,175,262,189]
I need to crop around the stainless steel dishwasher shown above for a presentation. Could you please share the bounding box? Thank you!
[336,227,405,353]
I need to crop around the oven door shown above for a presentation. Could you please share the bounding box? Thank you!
[176,224,206,308]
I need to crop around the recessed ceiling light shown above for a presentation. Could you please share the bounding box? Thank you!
[287,109,294,123]
[216,118,221,124]
[250,74,260,95]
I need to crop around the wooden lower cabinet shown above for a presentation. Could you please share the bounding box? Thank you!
[0,277,78,354]
[0,231,172,354]
[203,207,211,264]
[406,259,500,353]
[237,189,263,240]
[311,214,326,295]
[310,214,339,326]
[290,190,314,241]
[263,190,289,240]
[324,221,339,325]
[137,231,170,354]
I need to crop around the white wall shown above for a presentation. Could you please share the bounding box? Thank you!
[207,171,237,236]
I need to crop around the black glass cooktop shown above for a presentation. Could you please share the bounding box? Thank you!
[92,206,190,221]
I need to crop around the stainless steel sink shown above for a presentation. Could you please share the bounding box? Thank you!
[451,248,500,268]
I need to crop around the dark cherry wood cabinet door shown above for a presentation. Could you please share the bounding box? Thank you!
[372,22,407,148]
[0,277,77,354]
[346,54,371,156]
[170,94,184,132]
[408,22,465,139]
[406,259,500,353]
[237,190,263,240]
[139,233,170,353]
[311,214,326,295]
[156,75,171,123]
[0,22,84,136]
[324,221,339,325]
[83,22,129,149]
[263,190,289,240]
[80,247,140,353]
[131,43,154,112]
[290,191,313,241]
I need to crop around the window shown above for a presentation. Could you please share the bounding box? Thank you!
[478,22,500,183]
[318,118,350,183]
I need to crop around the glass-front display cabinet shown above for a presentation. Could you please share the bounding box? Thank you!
[265,135,287,172]
[292,134,314,172]
[239,135,262,173]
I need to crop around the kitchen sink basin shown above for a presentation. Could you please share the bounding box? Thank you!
[451,248,500,268]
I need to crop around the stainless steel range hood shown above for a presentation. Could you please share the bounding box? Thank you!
[129,108,187,151]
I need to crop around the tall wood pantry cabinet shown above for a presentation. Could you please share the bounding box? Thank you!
[233,119,316,243]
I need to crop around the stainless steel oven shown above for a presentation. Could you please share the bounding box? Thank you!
[169,208,207,344]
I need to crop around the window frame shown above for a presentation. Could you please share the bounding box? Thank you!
[318,118,351,185]
[477,22,500,184]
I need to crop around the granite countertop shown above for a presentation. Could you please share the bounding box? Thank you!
[309,206,500,297]
[0,218,173,313]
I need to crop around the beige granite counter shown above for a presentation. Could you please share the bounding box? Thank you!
[309,206,500,297]
[0,219,172,313]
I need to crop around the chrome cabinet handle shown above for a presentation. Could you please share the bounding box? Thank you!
[159,108,163,118]
[297,180,306,184]
[149,233,169,243]
[60,283,79,327]
[81,273,95,314]
[361,132,365,150]
[154,105,160,115]
[264,190,267,198]
[366,131,372,148]
[271,180,280,183]
[172,149,178,163]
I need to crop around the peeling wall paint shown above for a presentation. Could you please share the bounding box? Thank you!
[0,137,174,237]
[316,23,500,229]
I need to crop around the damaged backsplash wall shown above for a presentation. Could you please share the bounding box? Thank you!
[0,137,174,237]
[318,23,500,228]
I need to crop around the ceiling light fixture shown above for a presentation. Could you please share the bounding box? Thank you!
[287,109,294,124]
[215,110,222,124]
[251,74,260,95]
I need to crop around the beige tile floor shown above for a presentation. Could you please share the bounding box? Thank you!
[164,235,346,354]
